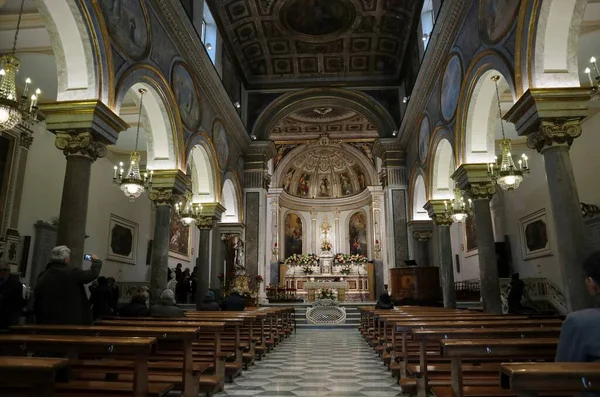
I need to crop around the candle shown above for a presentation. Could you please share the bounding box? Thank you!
[23,78,31,96]
[518,159,522,170]
[29,94,36,112]
[468,198,472,208]
[0,69,5,87]
[591,56,600,76]
[444,200,447,210]
[113,165,118,179]
[585,67,594,86]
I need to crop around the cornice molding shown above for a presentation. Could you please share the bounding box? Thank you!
[149,0,250,153]
[398,0,472,148]
[277,188,373,212]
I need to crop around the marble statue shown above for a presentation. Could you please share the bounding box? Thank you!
[166,271,177,293]
[234,239,246,275]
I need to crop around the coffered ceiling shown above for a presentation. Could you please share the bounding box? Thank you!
[207,0,422,88]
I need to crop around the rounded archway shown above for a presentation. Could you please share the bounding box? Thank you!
[188,143,219,203]
[221,176,242,223]
[430,137,455,200]
[412,174,428,220]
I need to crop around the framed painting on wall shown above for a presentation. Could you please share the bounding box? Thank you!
[519,209,552,260]
[464,214,478,257]
[107,214,138,264]
[169,214,191,261]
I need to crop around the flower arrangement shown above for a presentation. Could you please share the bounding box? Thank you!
[334,253,369,264]
[339,263,353,275]
[321,240,332,251]
[284,253,317,266]
[318,288,335,300]
[283,253,301,266]
[301,264,314,275]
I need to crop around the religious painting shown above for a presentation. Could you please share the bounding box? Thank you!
[173,62,201,132]
[464,213,478,253]
[169,213,191,261]
[212,121,229,170]
[282,167,295,193]
[418,115,430,163]
[282,0,355,37]
[349,211,367,256]
[296,173,310,196]
[519,209,552,260]
[440,53,463,121]
[274,144,297,169]
[479,0,521,44]
[353,165,367,191]
[318,175,331,197]
[349,142,374,164]
[107,214,138,264]
[339,172,353,196]
[97,0,149,60]
[284,213,303,258]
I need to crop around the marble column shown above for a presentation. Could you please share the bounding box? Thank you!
[425,201,456,308]
[148,171,190,299]
[408,220,434,267]
[41,101,127,267]
[504,88,591,311]
[453,164,502,314]
[194,203,225,309]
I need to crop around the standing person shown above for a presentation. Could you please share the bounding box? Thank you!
[507,273,525,313]
[176,268,190,303]
[34,246,102,325]
[175,263,183,282]
[222,287,245,311]
[89,277,113,320]
[150,289,184,318]
[0,263,25,329]
[190,266,198,302]
[107,277,120,313]
[556,251,600,370]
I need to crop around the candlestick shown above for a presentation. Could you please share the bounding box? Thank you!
[23,78,31,96]
[113,165,118,179]
[444,200,448,210]
[591,56,600,76]
[29,94,36,112]
[585,67,594,86]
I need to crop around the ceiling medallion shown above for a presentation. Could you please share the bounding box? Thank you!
[280,0,356,37]
[313,107,333,115]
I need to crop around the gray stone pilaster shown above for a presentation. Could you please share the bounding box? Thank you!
[194,203,225,309]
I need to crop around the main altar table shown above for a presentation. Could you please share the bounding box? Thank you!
[303,281,348,302]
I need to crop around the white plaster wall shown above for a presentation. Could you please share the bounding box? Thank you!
[450,222,480,281]
[18,125,199,284]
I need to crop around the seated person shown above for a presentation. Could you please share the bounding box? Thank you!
[0,263,25,329]
[118,292,149,317]
[375,292,394,310]
[507,273,525,313]
[556,251,600,365]
[198,291,220,311]
[150,289,184,318]
[222,287,245,311]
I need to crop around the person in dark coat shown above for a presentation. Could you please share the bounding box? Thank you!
[507,273,525,313]
[0,263,25,329]
[222,288,245,311]
[176,268,190,303]
[199,291,220,311]
[150,289,185,318]
[89,276,113,320]
[190,266,197,301]
[175,263,183,282]
[34,246,102,325]
[375,292,394,310]
[118,292,149,317]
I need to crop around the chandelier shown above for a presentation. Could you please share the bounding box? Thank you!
[0,0,41,131]
[585,56,599,101]
[444,187,471,223]
[487,75,530,191]
[175,199,201,226]
[112,88,153,200]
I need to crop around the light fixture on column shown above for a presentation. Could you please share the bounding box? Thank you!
[585,56,599,101]
[444,187,470,223]
[112,88,153,200]
[488,75,530,191]
[175,199,200,226]
[0,0,41,131]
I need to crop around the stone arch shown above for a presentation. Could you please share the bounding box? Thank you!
[36,0,104,102]
[532,0,588,88]
[412,173,428,221]
[186,133,221,203]
[221,172,243,223]
[429,133,456,200]
[455,52,517,164]
[252,88,398,140]
[115,64,183,171]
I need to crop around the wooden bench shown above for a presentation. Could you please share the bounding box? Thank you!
[0,334,169,397]
[501,362,600,396]
[0,356,68,397]
[11,324,208,397]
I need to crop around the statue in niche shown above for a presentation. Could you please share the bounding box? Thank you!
[283,168,294,192]
[340,172,353,195]
[233,239,246,275]
[319,177,330,197]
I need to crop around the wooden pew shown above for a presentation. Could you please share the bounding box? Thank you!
[0,356,68,397]
[0,334,171,397]
[11,324,208,397]
[432,338,559,397]
[406,327,562,396]
[500,362,600,396]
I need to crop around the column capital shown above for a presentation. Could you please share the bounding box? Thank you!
[373,138,407,187]
[55,131,108,161]
[218,222,245,237]
[413,230,433,242]
[41,100,129,146]
[424,200,452,226]
[244,141,276,189]
[452,163,495,200]
[503,88,589,153]
[195,202,226,230]
[148,169,192,206]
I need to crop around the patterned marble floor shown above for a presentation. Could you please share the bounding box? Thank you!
[214,329,408,397]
